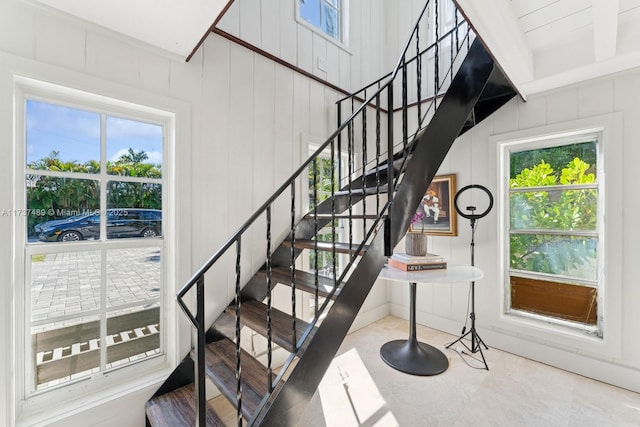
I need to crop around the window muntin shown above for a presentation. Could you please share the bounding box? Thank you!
[299,0,343,42]
[23,96,165,393]
[506,139,601,331]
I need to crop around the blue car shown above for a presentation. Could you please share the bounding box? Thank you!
[35,209,162,242]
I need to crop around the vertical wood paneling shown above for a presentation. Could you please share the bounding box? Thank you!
[201,36,232,264]
[279,0,298,65]
[349,0,362,90]
[253,55,276,204]
[216,0,389,94]
[312,33,328,79]
[0,2,35,57]
[240,0,262,48]
[217,0,240,35]
[86,32,139,87]
[309,81,326,136]
[261,0,280,55]
[545,89,579,124]
[34,12,85,71]
[297,25,313,73]
[228,47,255,232]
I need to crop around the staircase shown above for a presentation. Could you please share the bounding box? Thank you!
[146,1,517,426]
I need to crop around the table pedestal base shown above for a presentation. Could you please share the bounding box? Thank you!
[380,339,448,376]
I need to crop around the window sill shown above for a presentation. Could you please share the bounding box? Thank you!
[17,358,172,427]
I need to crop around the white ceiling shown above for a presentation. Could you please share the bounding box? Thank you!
[29,0,230,58]
[459,0,640,96]
[25,0,640,96]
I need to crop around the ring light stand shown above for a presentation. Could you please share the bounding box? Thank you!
[446,184,493,370]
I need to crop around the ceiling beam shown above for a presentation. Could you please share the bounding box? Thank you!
[455,0,533,100]
[593,0,619,62]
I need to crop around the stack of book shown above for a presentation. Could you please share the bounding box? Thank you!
[387,252,447,271]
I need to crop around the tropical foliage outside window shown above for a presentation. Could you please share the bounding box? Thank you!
[507,140,600,330]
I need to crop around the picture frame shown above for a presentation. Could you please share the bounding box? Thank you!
[409,174,458,236]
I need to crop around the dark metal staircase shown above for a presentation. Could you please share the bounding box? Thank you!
[145,1,517,426]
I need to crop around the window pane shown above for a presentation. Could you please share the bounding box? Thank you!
[510,141,597,182]
[107,116,163,177]
[510,188,598,231]
[510,234,597,280]
[28,176,100,242]
[322,3,340,40]
[300,0,321,27]
[107,248,161,308]
[106,304,160,369]
[106,181,162,239]
[31,251,101,390]
[510,276,597,325]
[26,100,100,171]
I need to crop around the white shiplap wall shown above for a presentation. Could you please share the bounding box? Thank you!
[0,1,391,426]
[389,69,640,394]
[216,0,389,93]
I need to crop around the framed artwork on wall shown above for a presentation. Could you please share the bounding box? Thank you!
[410,173,458,236]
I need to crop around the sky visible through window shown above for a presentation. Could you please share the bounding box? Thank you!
[26,100,163,167]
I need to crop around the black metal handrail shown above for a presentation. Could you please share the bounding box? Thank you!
[175,1,474,425]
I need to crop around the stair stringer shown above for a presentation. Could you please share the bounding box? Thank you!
[252,38,498,426]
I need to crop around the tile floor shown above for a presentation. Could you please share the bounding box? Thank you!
[212,316,640,426]
[303,316,640,426]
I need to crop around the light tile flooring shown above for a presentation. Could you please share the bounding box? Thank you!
[214,316,640,426]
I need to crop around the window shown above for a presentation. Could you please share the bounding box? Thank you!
[19,90,168,395]
[504,136,601,334]
[299,0,343,43]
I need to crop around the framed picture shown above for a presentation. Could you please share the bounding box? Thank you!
[410,174,458,236]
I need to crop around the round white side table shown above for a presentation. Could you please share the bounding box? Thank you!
[378,264,484,376]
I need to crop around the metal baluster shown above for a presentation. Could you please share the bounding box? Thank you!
[266,206,273,392]
[402,56,408,148]
[417,22,422,128]
[386,84,394,204]
[361,90,368,239]
[313,158,319,315]
[337,103,343,189]
[348,99,354,257]
[290,182,297,350]
[331,140,337,285]
[195,277,206,427]
[435,0,440,106]
[235,239,242,427]
[375,90,381,213]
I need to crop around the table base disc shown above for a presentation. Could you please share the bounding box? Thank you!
[380,339,449,376]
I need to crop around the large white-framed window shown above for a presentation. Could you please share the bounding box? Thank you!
[13,76,176,415]
[297,0,348,47]
[501,132,603,336]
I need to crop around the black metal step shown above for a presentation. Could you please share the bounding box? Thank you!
[224,300,315,352]
[281,239,369,255]
[256,266,339,299]
[334,185,388,197]
[145,383,225,427]
[303,213,379,220]
[204,337,273,421]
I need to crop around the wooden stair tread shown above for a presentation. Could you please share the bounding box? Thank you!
[303,213,379,220]
[225,300,314,352]
[205,337,272,421]
[335,185,388,197]
[145,383,225,427]
[256,266,339,298]
[282,239,368,254]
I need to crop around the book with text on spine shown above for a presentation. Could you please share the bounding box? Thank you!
[387,258,447,271]
[390,252,445,264]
